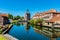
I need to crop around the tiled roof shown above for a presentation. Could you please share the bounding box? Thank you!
[48,9,57,12]
[48,15,60,22]
[0,14,8,17]
[33,9,58,17]
[33,9,60,23]
[33,13,40,17]
[40,12,48,16]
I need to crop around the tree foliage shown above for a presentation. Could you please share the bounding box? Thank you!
[8,14,13,19]
[29,18,44,25]
[29,19,35,25]
[16,16,21,19]
[20,17,24,20]
[13,16,24,20]
[36,18,44,23]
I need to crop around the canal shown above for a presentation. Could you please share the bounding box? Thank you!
[8,23,60,40]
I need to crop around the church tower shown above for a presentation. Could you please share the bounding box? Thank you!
[25,9,30,21]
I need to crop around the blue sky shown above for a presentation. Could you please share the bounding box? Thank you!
[0,0,60,17]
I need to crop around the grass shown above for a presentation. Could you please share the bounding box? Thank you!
[13,20,18,23]
[0,28,3,34]
[0,35,8,40]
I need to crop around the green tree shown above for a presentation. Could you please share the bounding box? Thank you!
[13,16,16,20]
[13,16,21,20]
[8,14,13,19]
[29,19,35,25]
[20,17,24,20]
[29,18,44,25]
[36,18,44,28]
[16,16,21,19]
[36,18,44,23]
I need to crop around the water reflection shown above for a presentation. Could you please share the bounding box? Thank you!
[25,22,57,40]
[25,22,30,31]
[12,22,60,40]
[33,25,60,40]
[13,22,24,26]
[13,22,31,31]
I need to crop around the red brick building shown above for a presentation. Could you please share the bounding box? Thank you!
[0,14,10,25]
[32,9,60,27]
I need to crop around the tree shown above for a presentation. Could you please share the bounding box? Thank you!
[8,14,13,19]
[29,19,35,25]
[36,18,44,28]
[16,16,21,19]
[37,18,44,23]
[13,16,17,20]
[13,16,21,20]
[20,17,24,20]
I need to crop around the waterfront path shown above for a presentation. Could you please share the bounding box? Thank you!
[2,24,13,34]
[0,24,19,40]
[4,34,18,40]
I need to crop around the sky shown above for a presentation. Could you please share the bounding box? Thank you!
[0,0,60,17]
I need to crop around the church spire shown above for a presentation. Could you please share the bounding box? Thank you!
[25,9,30,20]
[26,9,30,14]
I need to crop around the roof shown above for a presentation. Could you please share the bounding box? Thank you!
[47,15,60,22]
[40,12,48,16]
[33,13,40,17]
[0,14,8,17]
[48,9,57,12]
[33,9,60,22]
[33,9,60,17]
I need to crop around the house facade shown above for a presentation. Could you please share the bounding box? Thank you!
[32,9,60,27]
[0,14,10,25]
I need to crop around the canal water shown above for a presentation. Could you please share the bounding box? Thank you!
[8,23,60,40]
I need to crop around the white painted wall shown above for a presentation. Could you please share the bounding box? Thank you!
[42,13,53,20]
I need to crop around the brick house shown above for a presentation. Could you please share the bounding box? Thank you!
[32,9,60,27]
[0,14,10,25]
